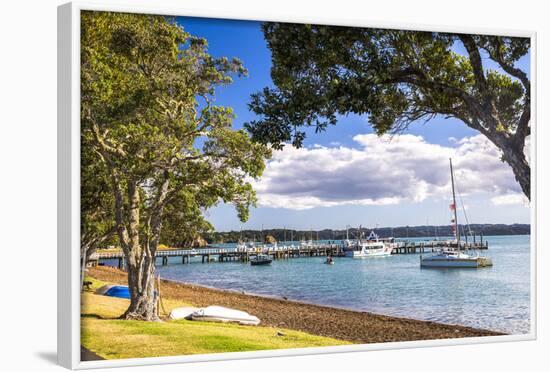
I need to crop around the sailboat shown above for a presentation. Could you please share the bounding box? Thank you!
[420,159,493,268]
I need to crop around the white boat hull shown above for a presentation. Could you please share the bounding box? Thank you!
[346,247,393,258]
[420,255,493,268]
[190,306,261,326]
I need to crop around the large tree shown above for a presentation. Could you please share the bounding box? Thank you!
[246,24,531,199]
[81,12,271,320]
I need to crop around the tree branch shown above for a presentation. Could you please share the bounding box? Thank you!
[458,34,489,101]
[482,38,531,96]
[147,171,172,255]
[111,169,130,250]
[387,72,493,131]
[81,225,117,260]
[89,117,127,159]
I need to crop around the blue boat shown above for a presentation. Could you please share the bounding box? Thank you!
[96,285,131,299]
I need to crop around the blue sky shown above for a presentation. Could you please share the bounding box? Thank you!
[176,17,530,231]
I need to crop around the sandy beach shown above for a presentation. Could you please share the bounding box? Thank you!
[88,266,503,344]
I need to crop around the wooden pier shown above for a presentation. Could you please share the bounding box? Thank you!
[391,240,488,254]
[90,240,488,268]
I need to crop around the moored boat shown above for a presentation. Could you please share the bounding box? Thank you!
[342,228,393,258]
[420,158,493,268]
[420,250,493,268]
[250,253,272,266]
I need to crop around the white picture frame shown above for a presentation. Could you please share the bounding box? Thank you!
[58,1,537,369]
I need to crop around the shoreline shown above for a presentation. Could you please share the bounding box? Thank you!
[87,266,504,344]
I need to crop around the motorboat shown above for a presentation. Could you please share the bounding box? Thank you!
[344,241,393,258]
[250,253,272,266]
[342,228,393,258]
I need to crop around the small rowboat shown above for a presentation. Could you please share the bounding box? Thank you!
[191,306,261,325]
[95,285,130,299]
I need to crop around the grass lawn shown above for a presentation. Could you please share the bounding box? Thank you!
[81,277,350,360]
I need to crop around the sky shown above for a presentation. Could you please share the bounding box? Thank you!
[175,16,531,231]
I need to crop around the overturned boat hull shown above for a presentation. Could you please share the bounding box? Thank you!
[190,306,260,325]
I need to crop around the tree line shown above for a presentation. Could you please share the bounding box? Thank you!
[205,224,530,243]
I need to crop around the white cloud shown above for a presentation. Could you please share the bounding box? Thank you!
[491,193,529,206]
[253,134,524,210]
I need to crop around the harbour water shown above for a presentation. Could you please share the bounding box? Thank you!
[139,235,530,334]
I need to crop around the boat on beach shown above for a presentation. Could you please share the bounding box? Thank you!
[190,306,261,325]
[420,158,493,268]
[95,284,131,299]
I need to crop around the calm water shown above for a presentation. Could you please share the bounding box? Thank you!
[124,235,531,334]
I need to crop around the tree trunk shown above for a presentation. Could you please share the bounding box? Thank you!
[122,252,159,321]
[502,145,531,200]
[117,182,160,321]
[121,174,171,320]
[486,131,530,201]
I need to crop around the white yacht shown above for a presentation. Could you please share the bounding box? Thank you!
[420,249,493,268]
[420,158,493,268]
[342,229,393,258]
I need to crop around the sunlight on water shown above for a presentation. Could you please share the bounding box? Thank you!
[151,235,530,334]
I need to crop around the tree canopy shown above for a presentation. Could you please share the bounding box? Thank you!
[159,189,215,248]
[81,11,271,320]
[246,24,530,198]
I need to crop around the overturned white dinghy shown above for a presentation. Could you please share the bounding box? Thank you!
[191,306,260,326]
[169,307,198,320]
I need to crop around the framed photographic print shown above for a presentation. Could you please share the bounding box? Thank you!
[58,1,536,369]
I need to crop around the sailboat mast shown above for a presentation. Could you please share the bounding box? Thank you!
[450,158,460,246]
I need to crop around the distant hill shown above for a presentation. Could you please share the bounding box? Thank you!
[205,224,530,244]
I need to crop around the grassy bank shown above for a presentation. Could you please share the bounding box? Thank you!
[81,277,349,360]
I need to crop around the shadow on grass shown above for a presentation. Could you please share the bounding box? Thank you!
[81,313,122,320]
